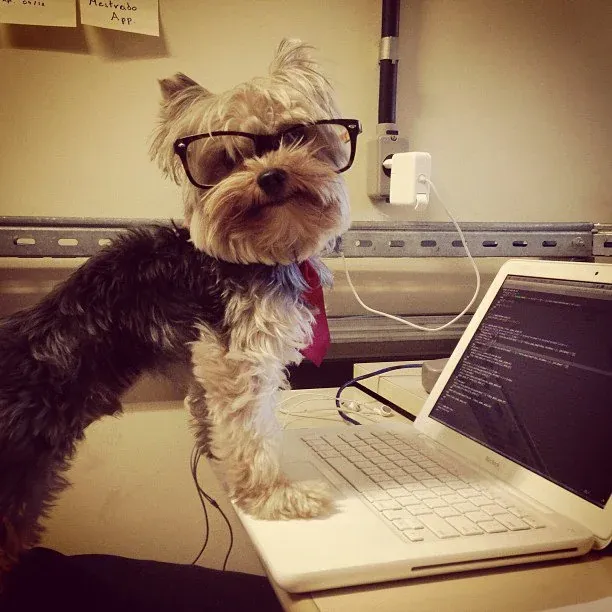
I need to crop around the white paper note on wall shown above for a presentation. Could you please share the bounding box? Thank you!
[0,0,76,27]
[79,0,159,36]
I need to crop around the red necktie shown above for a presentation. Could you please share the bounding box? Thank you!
[299,260,331,367]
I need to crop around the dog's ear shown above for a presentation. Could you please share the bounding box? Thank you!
[150,73,214,185]
[158,72,211,101]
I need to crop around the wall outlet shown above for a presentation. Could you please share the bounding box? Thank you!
[367,131,409,201]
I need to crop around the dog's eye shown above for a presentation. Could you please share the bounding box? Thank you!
[281,127,309,147]
[287,124,353,172]
[210,152,237,182]
[185,135,254,186]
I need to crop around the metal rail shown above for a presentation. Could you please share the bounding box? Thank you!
[0,217,609,259]
[336,221,596,259]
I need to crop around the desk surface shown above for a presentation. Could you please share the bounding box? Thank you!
[276,552,612,612]
[42,372,612,612]
[41,386,383,577]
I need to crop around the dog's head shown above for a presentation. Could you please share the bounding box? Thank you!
[151,39,359,265]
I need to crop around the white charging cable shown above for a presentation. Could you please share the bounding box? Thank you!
[342,176,481,332]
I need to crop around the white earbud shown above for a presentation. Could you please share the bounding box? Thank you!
[369,403,393,417]
[339,400,393,417]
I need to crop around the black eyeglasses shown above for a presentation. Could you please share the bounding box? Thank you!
[173,119,362,189]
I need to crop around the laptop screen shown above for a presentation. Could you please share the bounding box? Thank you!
[429,274,612,509]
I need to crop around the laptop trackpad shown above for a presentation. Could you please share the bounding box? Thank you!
[283,461,345,500]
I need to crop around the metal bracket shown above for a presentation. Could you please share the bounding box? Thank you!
[0,217,607,259]
[0,217,160,258]
[379,36,399,62]
[593,223,612,257]
[334,221,595,259]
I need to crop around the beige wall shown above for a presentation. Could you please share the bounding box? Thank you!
[0,0,380,221]
[395,0,612,224]
[1,0,610,224]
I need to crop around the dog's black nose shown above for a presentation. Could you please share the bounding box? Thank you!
[257,168,287,198]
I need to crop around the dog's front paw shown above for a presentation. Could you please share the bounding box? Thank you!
[241,480,334,520]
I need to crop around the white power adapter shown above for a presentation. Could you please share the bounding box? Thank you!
[383,151,432,209]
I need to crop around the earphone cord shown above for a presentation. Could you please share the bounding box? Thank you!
[189,446,210,566]
[335,363,423,424]
[189,445,234,571]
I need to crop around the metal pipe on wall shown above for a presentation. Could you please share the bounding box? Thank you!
[378,0,400,130]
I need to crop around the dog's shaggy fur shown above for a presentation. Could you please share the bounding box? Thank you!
[0,227,223,565]
[153,39,354,521]
[0,39,357,572]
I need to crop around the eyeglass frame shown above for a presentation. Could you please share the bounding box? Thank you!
[173,118,362,190]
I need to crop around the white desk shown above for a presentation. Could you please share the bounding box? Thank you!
[42,375,612,612]
[41,386,383,577]
[274,556,612,612]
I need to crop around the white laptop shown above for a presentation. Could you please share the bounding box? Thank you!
[234,259,612,593]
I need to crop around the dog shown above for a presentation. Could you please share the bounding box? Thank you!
[0,39,360,572]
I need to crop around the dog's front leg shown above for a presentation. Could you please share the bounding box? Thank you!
[191,298,332,520]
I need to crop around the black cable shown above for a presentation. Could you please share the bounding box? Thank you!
[336,363,423,425]
[189,446,210,566]
[216,502,234,572]
[337,410,361,425]
[189,445,234,571]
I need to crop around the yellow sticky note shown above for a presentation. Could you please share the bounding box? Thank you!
[0,0,76,27]
[79,0,159,36]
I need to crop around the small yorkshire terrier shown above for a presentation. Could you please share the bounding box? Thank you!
[0,39,360,572]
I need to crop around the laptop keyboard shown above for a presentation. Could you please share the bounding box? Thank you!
[301,429,547,543]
